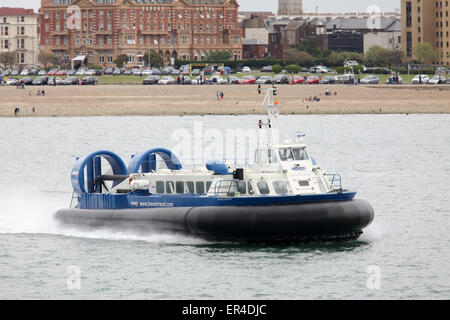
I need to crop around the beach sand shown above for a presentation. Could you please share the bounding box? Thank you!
[1,84,449,117]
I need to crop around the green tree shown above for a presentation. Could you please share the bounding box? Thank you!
[113,54,129,67]
[283,48,315,66]
[365,46,388,66]
[272,64,283,73]
[143,50,164,68]
[285,64,301,74]
[206,50,232,61]
[326,51,365,66]
[38,50,59,68]
[413,43,439,64]
[0,51,17,68]
[292,41,321,57]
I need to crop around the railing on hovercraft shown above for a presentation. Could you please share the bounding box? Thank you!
[326,174,343,192]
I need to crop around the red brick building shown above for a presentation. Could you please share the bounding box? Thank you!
[39,0,242,67]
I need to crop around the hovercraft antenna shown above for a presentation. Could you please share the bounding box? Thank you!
[257,85,290,145]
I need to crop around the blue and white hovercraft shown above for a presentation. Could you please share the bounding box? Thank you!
[55,87,374,242]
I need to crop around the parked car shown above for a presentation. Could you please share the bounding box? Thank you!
[151,69,161,75]
[255,76,274,84]
[63,77,80,85]
[273,75,289,84]
[360,75,380,84]
[306,75,321,84]
[336,74,356,84]
[238,76,256,84]
[260,66,273,73]
[310,66,329,74]
[192,69,201,76]
[38,70,47,76]
[55,77,65,85]
[104,67,114,75]
[182,77,193,85]
[112,68,122,75]
[141,69,153,76]
[81,76,98,85]
[242,66,251,73]
[344,60,360,68]
[32,76,49,86]
[2,69,11,76]
[47,68,58,76]
[20,69,30,76]
[143,75,161,85]
[203,66,214,75]
[435,67,448,74]
[21,77,34,85]
[386,75,403,84]
[292,76,305,85]
[75,69,87,76]
[47,77,56,86]
[132,68,142,76]
[6,78,19,86]
[322,76,338,84]
[67,69,76,76]
[123,69,132,75]
[428,75,446,84]
[446,77,450,84]
[412,74,430,84]
[29,69,38,76]
[210,76,228,84]
[228,76,240,84]
[10,70,20,76]
[158,77,175,85]
[56,69,67,76]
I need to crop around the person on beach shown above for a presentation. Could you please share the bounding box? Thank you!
[220,91,224,100]
[14,107,20,116]
[37,90,41,96]
[216,90,220,100]
[42,90,46,96]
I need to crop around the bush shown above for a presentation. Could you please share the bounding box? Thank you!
[353,65,364,74]
[336,66,353,74]
[87,65,103,70]
[174,59,284,69]
[285,64,301,74]
[272,64,283,73]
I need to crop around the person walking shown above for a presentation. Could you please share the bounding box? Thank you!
[14,106,20,116]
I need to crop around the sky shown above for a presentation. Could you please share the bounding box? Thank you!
[0,0,401,13]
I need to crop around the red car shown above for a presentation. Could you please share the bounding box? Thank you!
[306,76,321,84]
[238,76,256,84]
[47,68,58,76]
[56,70,67,76]
[292,76,305,85]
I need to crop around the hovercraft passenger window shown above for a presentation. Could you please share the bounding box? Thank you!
[187,181,195,194]
[166,181,174,194]
[176,181,184,194]
[238,181,246,194]
[257,181,270,195]
[273,181,288,194]
[156,181,164,194]
[206,181,212,192]
[299,180,310,187]
[196,181,205,194]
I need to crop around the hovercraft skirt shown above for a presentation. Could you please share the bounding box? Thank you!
[55,199,374,242]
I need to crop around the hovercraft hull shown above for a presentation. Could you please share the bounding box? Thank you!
[55,199,374,242]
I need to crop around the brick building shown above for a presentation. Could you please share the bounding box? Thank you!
[402,0,450,65]
[0,7,40,67]
[39,0,242,67]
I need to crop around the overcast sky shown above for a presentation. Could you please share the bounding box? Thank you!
[0,0,401,13]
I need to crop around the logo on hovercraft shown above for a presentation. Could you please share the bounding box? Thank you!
[292,166,306,171]
[131,201,174,208]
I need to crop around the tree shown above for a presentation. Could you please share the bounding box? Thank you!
[0,51,17,68]
[365,46,389,66]
[206,50,232,61]
[285,64,301,74]
[143,50,164,68]
[272,64,283,73]
[283,48,315,66]
[292,41,321,57]
[326,51,365,67]
[38,51,59,68]
[413,43,439,64]
[114,54,129,67]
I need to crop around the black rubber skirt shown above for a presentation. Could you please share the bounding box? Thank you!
[55,199,374,242]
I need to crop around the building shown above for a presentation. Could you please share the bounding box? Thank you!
[326,16,401,53]
[278,0,303,16]
[401,0,450,65]
[0,7,40,67]
[39,0,242,68]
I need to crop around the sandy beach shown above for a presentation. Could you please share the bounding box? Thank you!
[1,84,449,117]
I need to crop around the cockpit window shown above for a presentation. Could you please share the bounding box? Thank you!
[273,181,288,194]
[257,181,270,195]
[279,148,308,161]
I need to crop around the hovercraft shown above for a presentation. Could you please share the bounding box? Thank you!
[55,86,374,242]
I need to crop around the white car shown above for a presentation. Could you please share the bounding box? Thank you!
[344,60,360,68]
[75,69,87,76]
[158,77,175,85]
[412,74,430,84]
[428,75,446,84]
[242,66,251,73]
[141,69,152,76]
[310,66,328,74]
[20,69,30,76]
[85,69,96,76]
[211,76,228,84]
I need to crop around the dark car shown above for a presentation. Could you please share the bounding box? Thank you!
[143,75,161,85]
[21,77,34,85]
[273,75,289,84]
[260,66,273,73]
[81,76,98,85]
[63,77,80,85]
[322,76,338,84]
[29,69,38,76]
[32,76,49,85]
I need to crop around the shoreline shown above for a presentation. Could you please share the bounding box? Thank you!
[1,84,449,117]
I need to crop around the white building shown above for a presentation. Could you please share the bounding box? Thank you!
[0,7,39,67]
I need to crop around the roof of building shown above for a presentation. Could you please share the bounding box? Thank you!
[326,16,400,31]
[0,7,37,16]
[243,38,268,45]
[284,20,305,31]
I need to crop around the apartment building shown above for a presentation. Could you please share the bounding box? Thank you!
[0,7,40,67]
